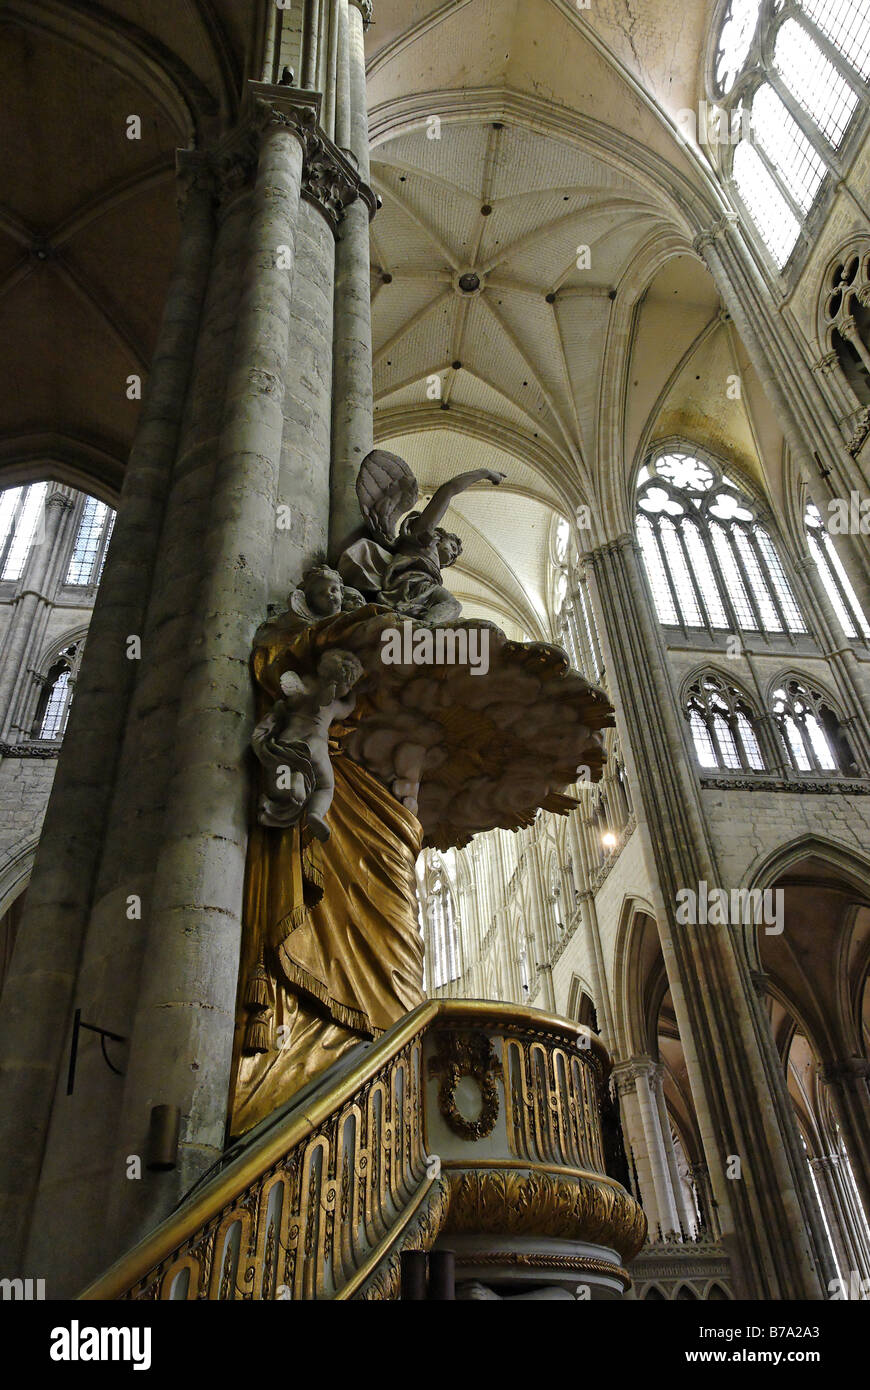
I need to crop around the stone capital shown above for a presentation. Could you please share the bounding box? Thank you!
[813,352,839,376]
[349,0,374,28]
[819,1057,870,1089]
[692,213,739,257]
[45,490,74,512]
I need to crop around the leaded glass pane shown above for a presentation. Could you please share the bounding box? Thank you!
[637,515,679,624]
[797,0,870,80]
[690,710,719,767]
[711,523,758,628]
[775,17,859,147]
[660,519,703,626]
[736,711,766,770]
[732,140,802,266]
[682,519,729,628]
[754,526,807,632]
[752,83,827,213]
[40,670,71,740]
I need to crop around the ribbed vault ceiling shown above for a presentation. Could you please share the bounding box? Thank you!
[368,0,782,633]
[0,0,786,632]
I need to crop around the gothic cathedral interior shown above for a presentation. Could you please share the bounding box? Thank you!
[0,0,868,1329]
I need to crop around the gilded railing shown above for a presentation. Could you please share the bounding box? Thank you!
[81,1001,644,1301]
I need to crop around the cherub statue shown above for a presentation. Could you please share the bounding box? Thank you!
[287,563,366,625]
[337,450,505,626]
[256,563,366,645]
[252,648,364,840]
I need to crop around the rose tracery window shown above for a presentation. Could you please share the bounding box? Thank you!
[636,449,807,637]
[686,673,766,771]
[711,0,869,268]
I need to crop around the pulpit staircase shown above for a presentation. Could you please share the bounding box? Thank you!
[81,1001,645,1301]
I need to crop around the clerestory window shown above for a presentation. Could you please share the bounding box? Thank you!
[805,502,870,640]
[66,495,115,586]
[636,449,807,638]
[0,483,48,581]
[552,516,605,685]
[711,0,869,269]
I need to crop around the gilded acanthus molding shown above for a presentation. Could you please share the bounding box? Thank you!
[443,1167,647,1261]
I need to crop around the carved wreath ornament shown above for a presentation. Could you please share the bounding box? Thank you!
[428,1031,501,1141]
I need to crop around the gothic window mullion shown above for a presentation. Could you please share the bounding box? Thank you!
[676,521,713,637]
[765,65,844,173]
[0,489,28,577]
[700,520,744,639]
[709,714,733,769]
[711,519,756,634]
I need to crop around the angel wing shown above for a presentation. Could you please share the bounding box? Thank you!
[356,449,419,547]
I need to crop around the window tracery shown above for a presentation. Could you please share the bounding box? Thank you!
[711,0,868,268]
[636,449,807,637]
[32,641,82,742]
[805,502,870,640]
[0,483,48,582]
[551,516,604,685]
[819,245,870,413]
[770,678,857,773]
[685,673,766,772]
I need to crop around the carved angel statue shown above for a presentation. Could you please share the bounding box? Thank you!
[287,563,365,625]
[337,450,505,626]
[251,649,364,840]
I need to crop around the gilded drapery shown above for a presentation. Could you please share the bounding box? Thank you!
[229,614,425,1137]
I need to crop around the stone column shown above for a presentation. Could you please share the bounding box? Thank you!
[23,157,252,1294]
[612,1062,659,1233]
[0,489,74,739]
[809,1155,869,1290]
[689,1161,719,1238]
[651,1063,695,1235]
[105,105,306,1255]
[329,0,375,559]
[820,1060,870,1220]
[631,1059,680,1236]
[0,164,215,1269]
